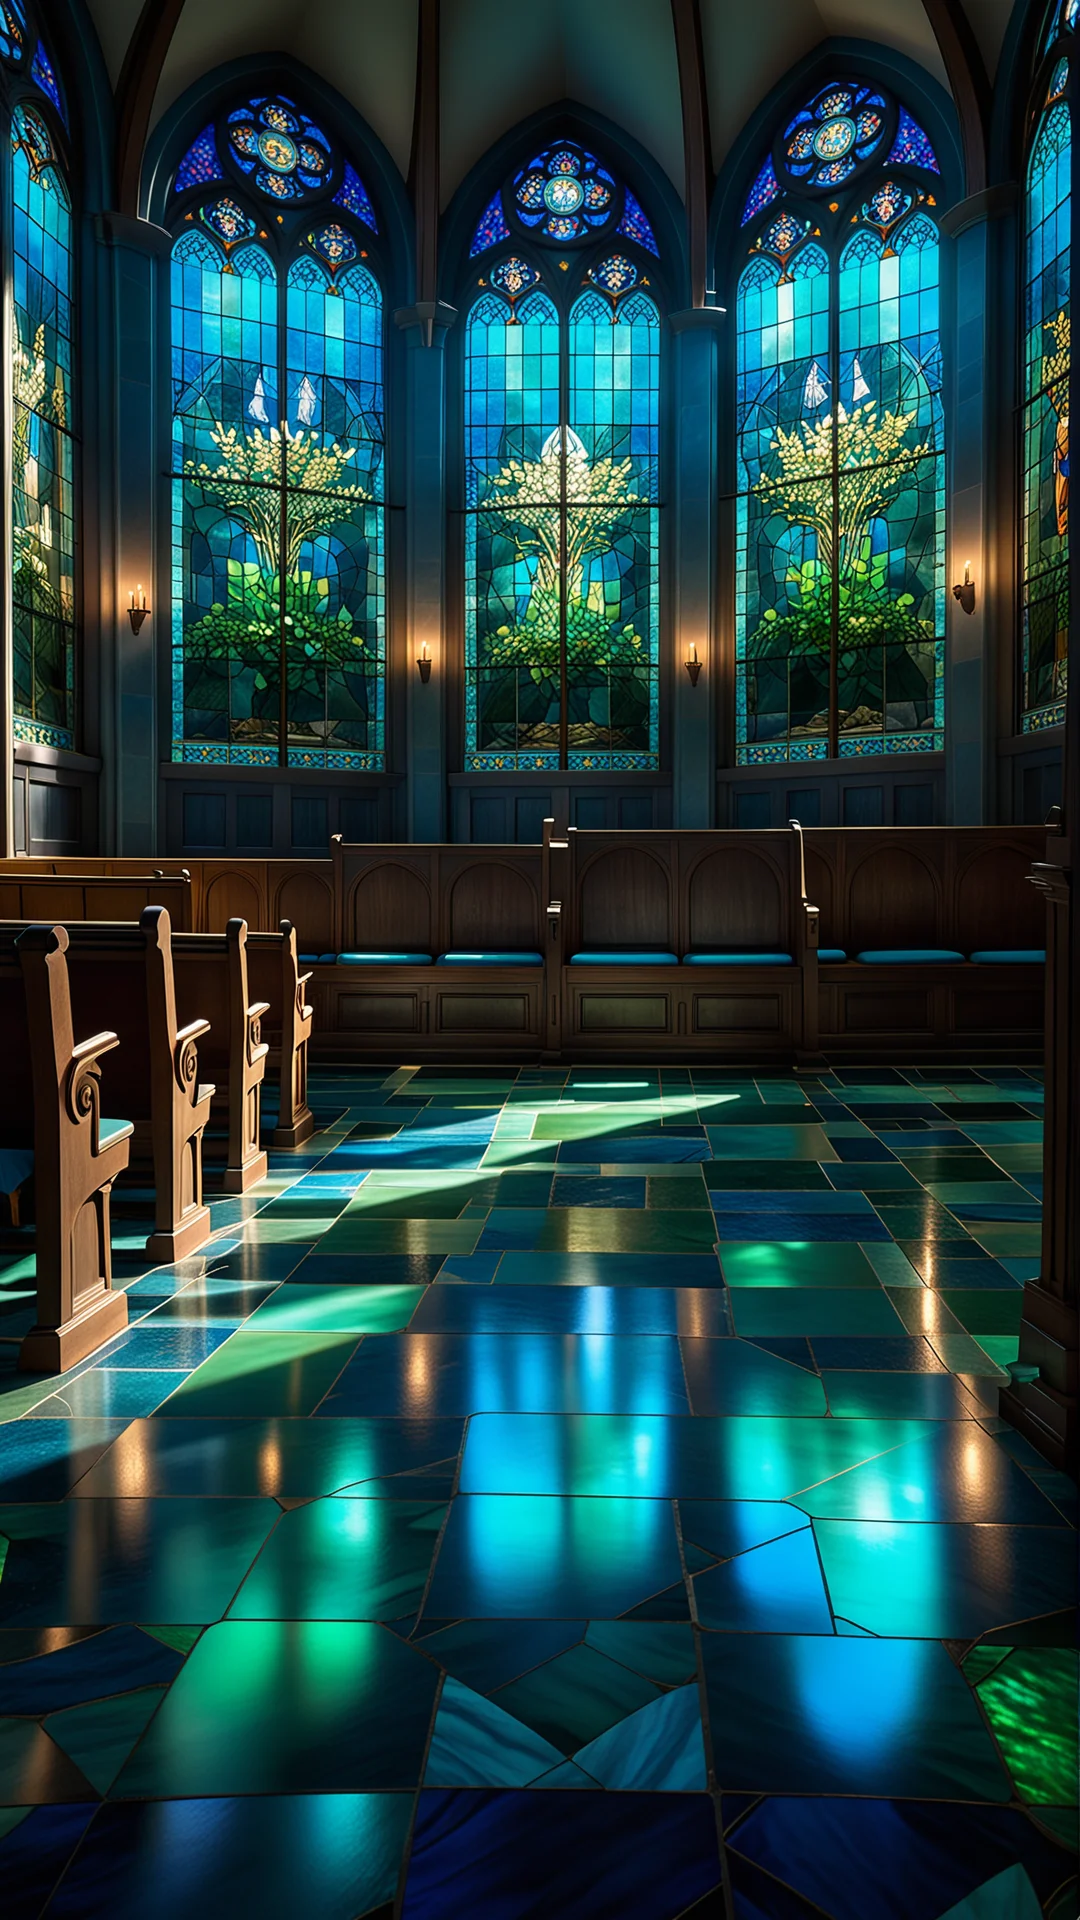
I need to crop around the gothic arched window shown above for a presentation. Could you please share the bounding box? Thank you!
[464,141,662,770]
[5,5,76,750]
[734,81,945,764]
[169,95,385,768]
[1021,4,1073,732]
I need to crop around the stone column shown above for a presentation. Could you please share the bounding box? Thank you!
[395,301,455,842]
[669,307,724,827]
[940,187,1016,825]
[93,214,172,856]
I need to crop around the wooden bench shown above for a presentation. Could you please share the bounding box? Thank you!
[801,825,1046,1058]
[0,872,193,930]
[0,925,132,1371]
[245,923,315,1148]
[297,838,548,1058]
[25,909,216,1261]
[549,821,814,1061]
[170,922,269,1193]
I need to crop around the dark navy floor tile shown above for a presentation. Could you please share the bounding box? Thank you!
[75,1414,463,1497]
[321,1333,691,1418]
[402,1790,723,1920]
[0,1421,126,1501]
[0,1804,96,1920]
[807,1336,946,1372]
[0,1626,183,1713]
[42,1795,413,1920]
[411,1284,728,1337]
[288,1253,445,1285]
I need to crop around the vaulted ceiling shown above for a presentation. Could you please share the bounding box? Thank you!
[85,0,1025,206]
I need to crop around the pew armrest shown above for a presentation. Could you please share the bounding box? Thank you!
[246,999,272,1067]
[66,1029,122,1157]
[174,1016,213,1103]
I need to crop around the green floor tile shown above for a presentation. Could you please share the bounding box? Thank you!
[156,1332,359,1416]
[973,1649,1079,1806]
[939,1290,1025,1335]
[317,1220,482,1254]
[727,1290,906,1337]
[242,1284,425,1334]
[967,1225,1043,1257]
[113,1621,439,1794]
[229,1498,445,1620]
[719,1243,879,1288]
[706,1127,839,1161]
[535,1211,717,1253]
[43,1689,166,1793]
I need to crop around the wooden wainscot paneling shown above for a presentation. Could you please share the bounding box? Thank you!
[694,993,783,1033]
[437,992,531,1033]
[272,868,336,958]
[579,844,672,950]
[579,993,671,1032]
[336,991,422,1033]
[202,867,265,936]
[348,860,432,954]
[686,844,786,951]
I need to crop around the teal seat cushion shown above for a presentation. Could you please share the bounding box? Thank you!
[99,1117,134,1147]
[817,948,848,963]
[300,954,338,965]
[970,949,1046,965]
[570,951,679,965]
[338,952,432,965]
[682,952,792,966]
[437,951,543,967]
[856,948,965,965]
[0,1147,33,1193]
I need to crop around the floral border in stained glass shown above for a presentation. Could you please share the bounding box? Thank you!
[14,714,73,749]
[1023,702,1067,731]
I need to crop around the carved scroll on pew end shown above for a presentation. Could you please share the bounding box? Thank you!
[12,924,132,1373]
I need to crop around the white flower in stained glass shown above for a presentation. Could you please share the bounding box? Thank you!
[200,197,256,245]
[817,90,853,118]
[588,254,638,296]
[309,223,357,267]
[264,102,299,133]
[490,255,540,299]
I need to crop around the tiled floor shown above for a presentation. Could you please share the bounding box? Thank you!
[0,1063,1076,1919]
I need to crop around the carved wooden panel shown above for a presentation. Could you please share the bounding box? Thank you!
[847,848,939,948]
[275,872,334,954]
[349,864,431,952]
[448,862,537,950]
[580,848,670,948]
[204,871,262,934]
[687,848,784,950]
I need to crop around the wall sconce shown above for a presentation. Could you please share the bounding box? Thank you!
[127,586,150,635]
[416,642,432,684]
[684,642,702,687]
[952,561,976,615]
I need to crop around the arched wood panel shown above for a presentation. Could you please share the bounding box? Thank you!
[275,873,335,955]
[449,863,537,949]
[956,845,1044,950]
[350,864,431,952]
[580,848,671,948]
[203,871,262,933]
[687,848,784,949]
[847,847,940,948]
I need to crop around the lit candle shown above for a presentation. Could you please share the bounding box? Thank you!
[963,561,971,587]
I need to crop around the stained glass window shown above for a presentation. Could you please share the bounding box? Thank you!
[12,103,75,749]
[463,149,661,770]
[170,101,385,767]
[1021,27,1071,732]
[735,79,944,763]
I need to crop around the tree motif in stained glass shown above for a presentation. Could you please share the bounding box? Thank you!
[1022,98,1070,727]
[11,103,76,747]
[171,229,385,768]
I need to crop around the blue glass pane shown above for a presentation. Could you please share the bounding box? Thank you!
[176,126,224,194]
[617,188,659,256]
[742,156,781,226]
[30,41,64,122]
[471,192,511,257]
[885,107,939,174]
[333,162,378,233]
[0,0,26,63]
[1022,98,1071,727]
[11,105,75,748]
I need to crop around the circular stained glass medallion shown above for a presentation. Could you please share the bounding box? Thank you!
[544,175,584,214]
[812,116,856,160]
[258,128,297,173]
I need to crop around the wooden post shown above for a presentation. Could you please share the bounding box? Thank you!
[16,925,131,1371]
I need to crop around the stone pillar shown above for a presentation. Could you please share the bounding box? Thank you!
[998,160,1078,1469]
[395,302,455,843]
[940,188,1016,825]
[94,214,172,856]
[669,308,724,828]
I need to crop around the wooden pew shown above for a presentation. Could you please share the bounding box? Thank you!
[245,923,315,1148]
[802,826,1046,1057]
[170,922,269,1193]
[0,872,193,930]
[30,909,215,1261]
[0,925,132,1371]
[301,839,547,1058]
[553,822,813,1060]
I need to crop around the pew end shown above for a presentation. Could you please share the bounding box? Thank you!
[12,925,132,1373]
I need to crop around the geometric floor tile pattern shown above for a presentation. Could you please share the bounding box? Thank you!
[0,1062,1075,1918]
